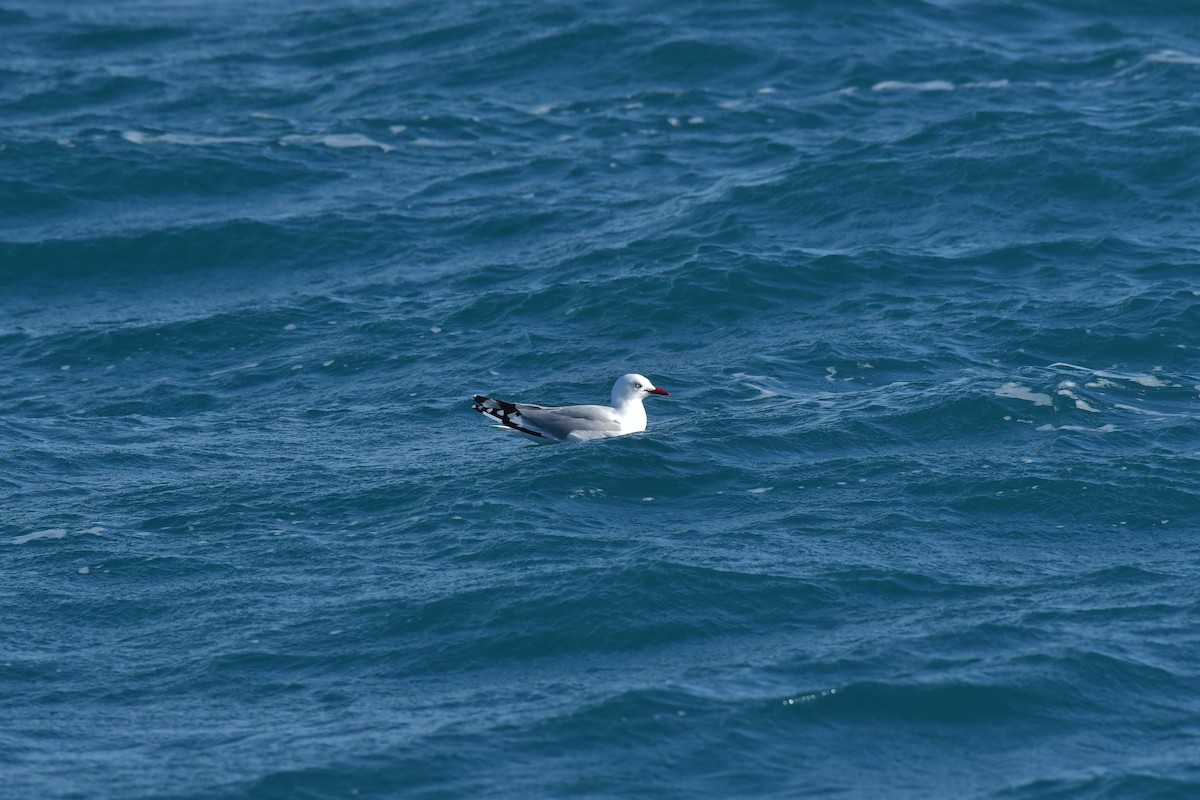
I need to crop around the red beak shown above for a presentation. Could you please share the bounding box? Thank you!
[647,387,669,396]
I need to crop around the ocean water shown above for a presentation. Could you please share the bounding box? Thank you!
[3,0,1200,797]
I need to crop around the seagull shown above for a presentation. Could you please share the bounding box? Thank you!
[472,373,670,442]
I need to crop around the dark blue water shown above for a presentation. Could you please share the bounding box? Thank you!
[4,2,1200,798]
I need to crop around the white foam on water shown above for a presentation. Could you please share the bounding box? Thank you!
[208,362,260,377]
[1051,362,1172,388]
[1149,49,1200,65]
[530,105,553,116]
[748,487,772,494]
[389,125,407,134]
[1037,424,1119,433]
[784,687,839,706]
[996,382,1052,407]
[872,80,955,92]
[732,372,783,401]
[1113,403,1172,417]
[1055,383,1099,412]
[123,131,254,146]
[282,134,394,152]
[320,134,394,152]
[11,528,68,545]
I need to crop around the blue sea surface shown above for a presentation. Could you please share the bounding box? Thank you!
[3,1,1200,798]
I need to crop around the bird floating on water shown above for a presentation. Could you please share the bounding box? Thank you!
[472,373,669,442]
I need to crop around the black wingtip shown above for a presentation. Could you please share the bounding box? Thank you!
[471,398,544,437]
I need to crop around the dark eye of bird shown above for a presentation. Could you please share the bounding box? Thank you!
[635,383,642,389]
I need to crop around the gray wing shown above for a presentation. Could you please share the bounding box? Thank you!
[517,403,622,440]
